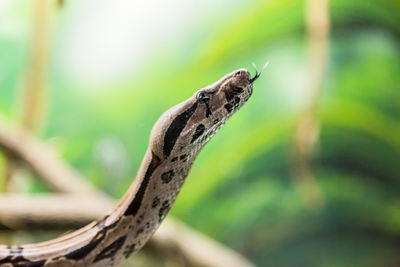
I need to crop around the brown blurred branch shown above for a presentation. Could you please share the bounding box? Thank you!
[5,0,51,192]
[305,0,330,108]
[149,219,256,267]
[0,116,109,198]
[0,194,113,230]
[291,0,330,210]
[0,117,255,267]
[0,194,254,267]
[22,0,49,131]
[2,155,15,192]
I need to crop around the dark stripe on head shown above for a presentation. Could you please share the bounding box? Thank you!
[163,102,198,157]
[93,236,127,263]
[124,152,161,215]
[191,124,205,144]
[205,102,212,117]
[225,86,243,102]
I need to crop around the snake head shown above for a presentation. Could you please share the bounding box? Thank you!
[198,68,254,118]
[150,68,257,160]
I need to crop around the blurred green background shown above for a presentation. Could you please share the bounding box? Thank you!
[1,0,400,266]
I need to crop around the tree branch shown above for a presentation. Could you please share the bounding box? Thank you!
[0,116,109,198]
[0,194,113,230]
[0,194,254,267]
[291,0,330,210]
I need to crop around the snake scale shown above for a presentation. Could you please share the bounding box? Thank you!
[0,68,260,266]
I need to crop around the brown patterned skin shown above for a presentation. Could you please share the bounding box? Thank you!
[0,68,258,267]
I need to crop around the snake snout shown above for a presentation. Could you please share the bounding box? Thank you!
[234,69,250,79]
[249,71,261,83]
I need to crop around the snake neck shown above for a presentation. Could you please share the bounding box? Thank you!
[71,147,197,266]
[102,146,198,261]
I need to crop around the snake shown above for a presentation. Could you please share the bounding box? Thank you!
[0,67,261,266]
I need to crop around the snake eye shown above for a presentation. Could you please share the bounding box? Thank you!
[196,91,209,102]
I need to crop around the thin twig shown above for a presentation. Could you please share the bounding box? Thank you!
[0,116,110,198]
[291,0,330,210]
[2,155,15,193]
[0,194,114,230]
[5,0,51,191]
[22,0,49,131]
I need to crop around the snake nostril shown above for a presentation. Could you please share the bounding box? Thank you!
[234,70,247,77]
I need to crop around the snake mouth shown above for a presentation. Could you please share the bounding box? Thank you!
[248,61,269,84]
[249,70,261,84]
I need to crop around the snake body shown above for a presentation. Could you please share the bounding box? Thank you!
[0,68,258,266]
